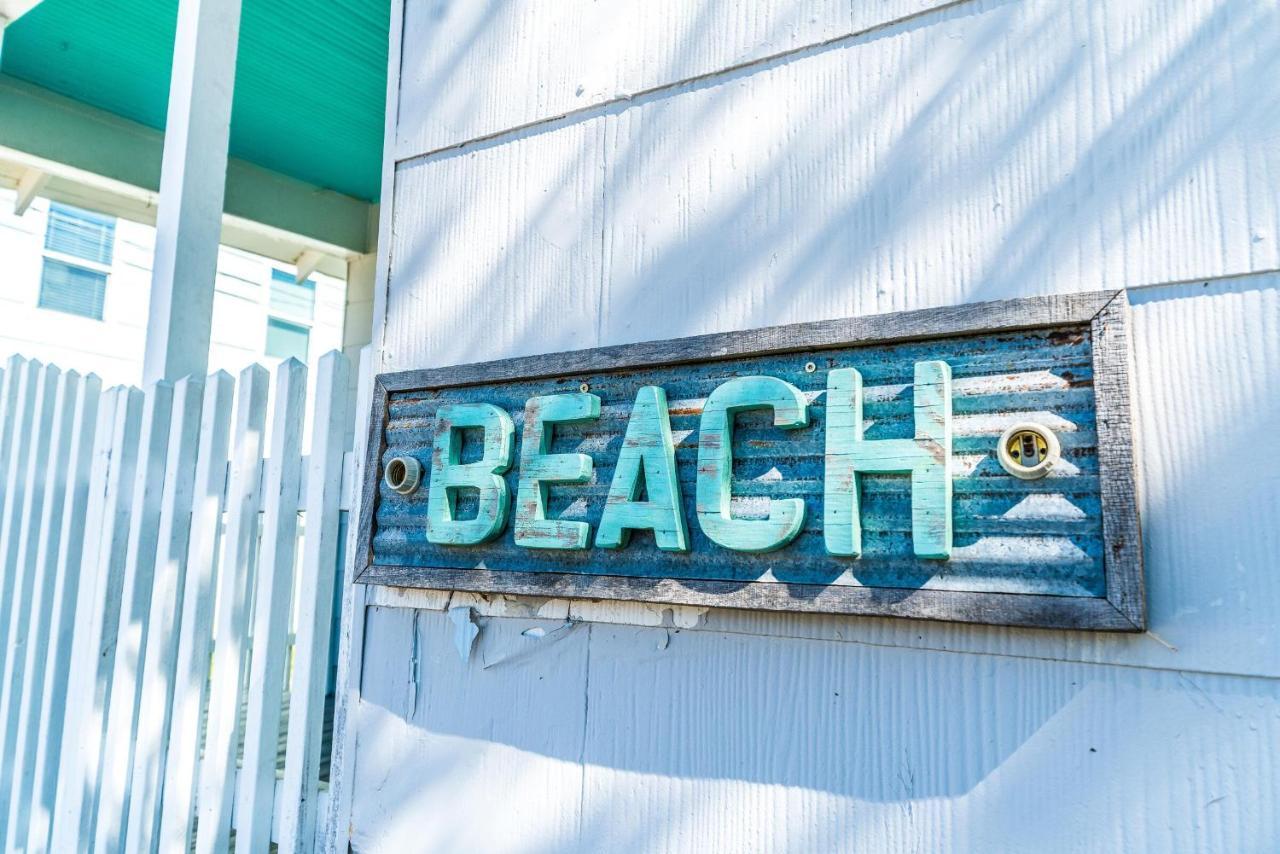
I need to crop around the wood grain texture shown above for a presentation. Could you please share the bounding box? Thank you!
[426,403,514,546]
[695,376,809,553]
[515,392,601,550]
[824,362,954,559]
[596,386,689,552]
[1091,292,1144,628]
[384,116,606,373]
[375,0,1280,666]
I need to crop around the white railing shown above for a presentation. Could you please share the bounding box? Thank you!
[0,348,365,853]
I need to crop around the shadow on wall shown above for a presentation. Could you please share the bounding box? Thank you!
[350,272,1280,850]
[352,600,1278,852]
[350,0,1280,849]
[385,0,1280,372]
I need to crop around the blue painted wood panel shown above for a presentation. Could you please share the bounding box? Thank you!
[372,326,1105,597]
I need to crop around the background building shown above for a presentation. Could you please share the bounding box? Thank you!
[0,187,347,388]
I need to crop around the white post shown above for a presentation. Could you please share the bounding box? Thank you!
[141,0,243,384]
[341,250,376,444]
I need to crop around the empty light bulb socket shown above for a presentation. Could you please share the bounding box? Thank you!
[996,422,1061,480]
[384,456,423,495]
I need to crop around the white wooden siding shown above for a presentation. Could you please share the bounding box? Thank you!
[344,0,1280,850]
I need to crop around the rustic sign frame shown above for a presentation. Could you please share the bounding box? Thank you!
[354,290,1143,631]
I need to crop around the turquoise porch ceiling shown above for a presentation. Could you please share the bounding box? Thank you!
[1,0,389,202]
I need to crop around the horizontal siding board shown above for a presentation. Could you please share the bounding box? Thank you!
[386,0,1280,374]
[579,620,1279,853]
[395,0,870,157]
[349,607,1280,853]
[348,607,590,853]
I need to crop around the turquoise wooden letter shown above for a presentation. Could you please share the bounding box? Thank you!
[596,386,689,551]
[425,403,515,545]
[515,392,601,549]
[823,361,953,559]
[695,376,809,553]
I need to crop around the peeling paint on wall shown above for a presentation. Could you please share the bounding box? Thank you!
[447,606,479,663]
[368,583,708,630]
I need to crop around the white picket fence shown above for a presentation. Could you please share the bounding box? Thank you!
[0,348,364,853]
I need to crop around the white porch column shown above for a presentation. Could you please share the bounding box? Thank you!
[142,0,243,384]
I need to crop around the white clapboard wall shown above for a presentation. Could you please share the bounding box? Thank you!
[332,0,1280,851]
[0,348,361,853]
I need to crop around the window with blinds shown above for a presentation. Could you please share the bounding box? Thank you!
[38,203,116,321]
[265,269,315,361]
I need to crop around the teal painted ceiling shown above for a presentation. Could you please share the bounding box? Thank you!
[1,0,389,201]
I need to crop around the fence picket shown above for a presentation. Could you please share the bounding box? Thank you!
[26,382,116,854]
[324,346,375,854]
[237,358,308,851]
[49,384,145,851]
[95,377,205,852]
[0,359,42,756]
[126,372,233,854]
[279,351,350,854]
[6,371,101,851]
[1,370,96,852]
[0,356,24,529]
[191,363,270,854]
[0,363,61,842]
[0,350,361,851]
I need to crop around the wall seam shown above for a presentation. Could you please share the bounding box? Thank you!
[393,0,987,170]
[575,622,593,847]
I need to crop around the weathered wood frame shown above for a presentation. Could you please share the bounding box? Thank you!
[354,289,1144,631]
